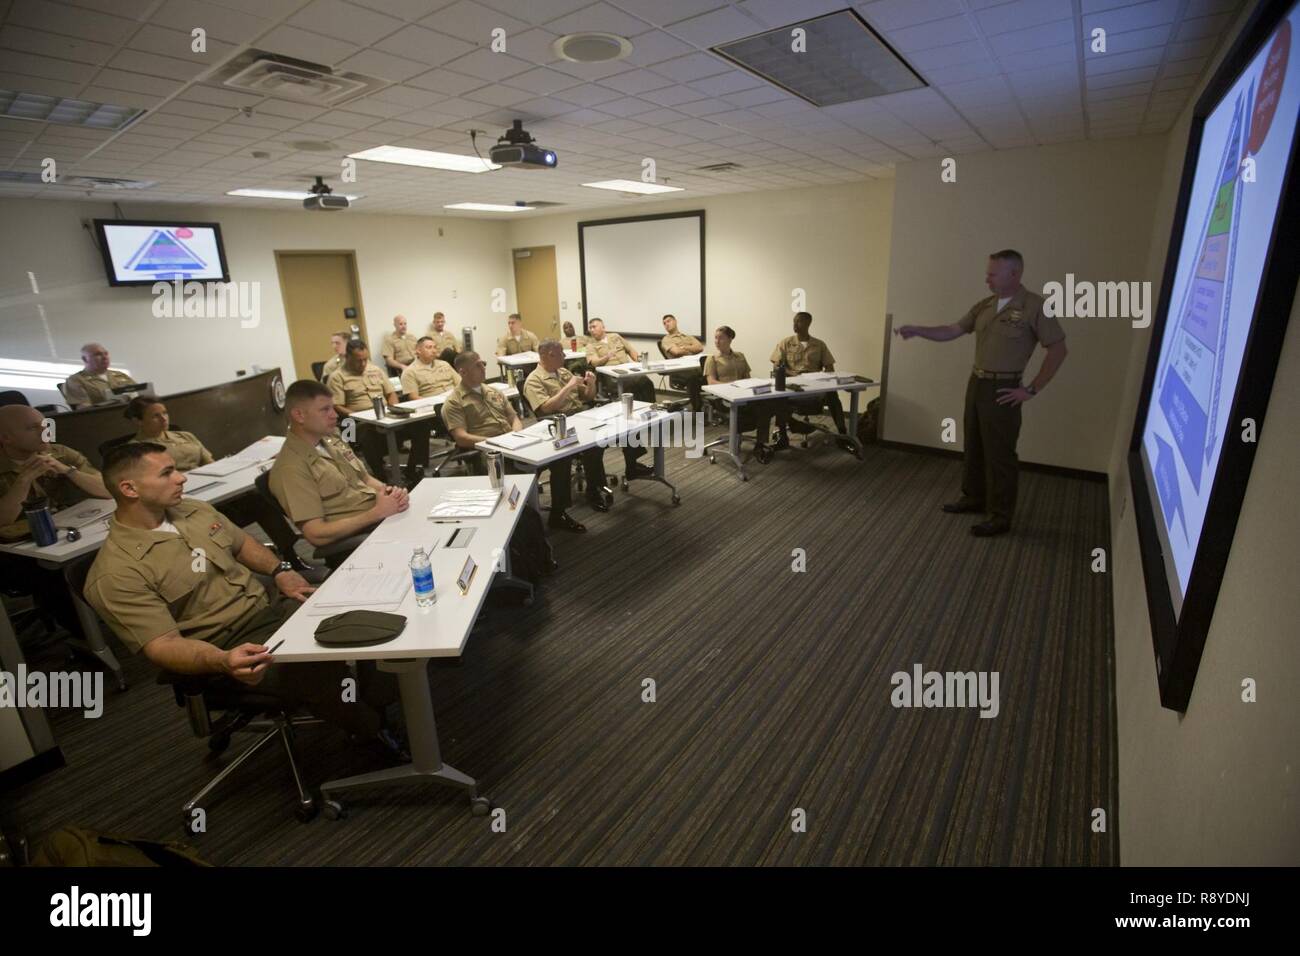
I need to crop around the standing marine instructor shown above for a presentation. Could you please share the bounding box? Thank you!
[895,250,1068,537]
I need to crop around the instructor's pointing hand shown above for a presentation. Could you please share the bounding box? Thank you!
[996,386,1034,406]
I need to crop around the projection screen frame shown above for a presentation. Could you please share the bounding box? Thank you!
[577,210,706,340]
[1127,0,1300,712]
[93,218,232,287]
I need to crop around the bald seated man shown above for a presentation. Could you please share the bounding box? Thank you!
[268,379,409,566]
[63,343,138,409]
[84,442,405,755]
[381,315,418,374]
[0,403,111,639]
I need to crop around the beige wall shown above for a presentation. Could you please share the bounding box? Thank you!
[1106,6,1300,865]
[505,180,896,380]
[881,136,1167,473]
[0,199,516,397]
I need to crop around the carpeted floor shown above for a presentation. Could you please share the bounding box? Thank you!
[5,428,1117,865]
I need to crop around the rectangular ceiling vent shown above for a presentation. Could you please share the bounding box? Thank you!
[215,51,389,107]
[712,8,926,107]
[696,162,743,173]
[0,171,156,190]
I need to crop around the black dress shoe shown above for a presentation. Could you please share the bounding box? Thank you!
[585,495,611,512]
[970,519,1011,537]
[548,511,587,533]
[755,443,773,464]
[942,497,985,514]
[627,462,656,480]
[772,432,791,451]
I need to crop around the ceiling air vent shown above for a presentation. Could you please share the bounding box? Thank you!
[0,171,155,189]
[214,51,388,107]
[696,162,743,173]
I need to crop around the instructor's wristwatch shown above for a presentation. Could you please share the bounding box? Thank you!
[1025,384,1038,396]
[273,560,296,576]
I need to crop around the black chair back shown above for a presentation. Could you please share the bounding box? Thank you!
[98,433,135,462]
[310,361,325,381]
[253,470,305,559]
[0,390,30,407]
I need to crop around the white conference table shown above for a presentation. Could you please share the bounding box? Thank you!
[596,354,704,397]
[703,372,879,481]
[348,383,519,485]
[0,453,278,690]
[479,400,684,505]
[269,473,537,815]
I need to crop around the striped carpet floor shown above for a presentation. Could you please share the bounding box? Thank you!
[7,428,1117,866]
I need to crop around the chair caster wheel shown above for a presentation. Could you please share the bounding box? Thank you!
[801,440,810,449]
[295,800,318,823]
[741,474,748,482]
[116,677,128,692]
[209,734,231,754]
[470,796,492,816]
[321,798,347,821]
[671,495,681,506]
[708,454,716,464]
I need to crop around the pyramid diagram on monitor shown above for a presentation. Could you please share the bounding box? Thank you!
[122,228,208,275]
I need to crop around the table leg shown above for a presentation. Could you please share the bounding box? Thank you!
[319,659,487,814]
[384,429,402,485]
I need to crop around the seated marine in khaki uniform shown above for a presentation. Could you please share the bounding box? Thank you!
[428,312,459,361]
[705,325,779,464]
[495,314,540,357]
[522,341,639,534]
[125,396,214,472]
[327,339,401,481]
[442,352,522,446]
[380,315,418,372]
[84,442,402,750]
[268,380,409,562]
[63,343,138,409]
[0,404,110,541]
[400,337,461,399]
[584,318,655,404]
[768,311,849,445]
[321,330,349,382]
[658,313,704,411]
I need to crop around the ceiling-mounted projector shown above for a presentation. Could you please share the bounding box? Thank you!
[304,175,348,210]
[490,120,557,170]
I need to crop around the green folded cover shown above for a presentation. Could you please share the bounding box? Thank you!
[314,609,407,646]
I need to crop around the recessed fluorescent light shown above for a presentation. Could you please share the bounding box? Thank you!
[349,145,499,173]
[227,188,362,200]
[0,89,144,130]
[582,180,684,195]
[443,202,534,212]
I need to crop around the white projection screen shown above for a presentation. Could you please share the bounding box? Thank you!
[578,212,704,339]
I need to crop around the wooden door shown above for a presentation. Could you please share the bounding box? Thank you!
[512,246,560,343]
[275,252,365,382]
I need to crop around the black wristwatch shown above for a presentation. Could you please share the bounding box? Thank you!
[273,560,295,576]
[1025,384,1038,396]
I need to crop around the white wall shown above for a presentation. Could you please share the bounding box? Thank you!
[505,180,896,379]
[881,137,1167,473]
[0,198,516,398]
[1105,4,1300,865]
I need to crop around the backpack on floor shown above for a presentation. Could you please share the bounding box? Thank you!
[858,397,881,445]
[29,826,211,867]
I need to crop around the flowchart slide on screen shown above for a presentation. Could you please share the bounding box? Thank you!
[1142,12,1297,598]
[100,223,225,282]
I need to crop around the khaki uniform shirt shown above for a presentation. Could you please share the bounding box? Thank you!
[523,366,586,416]
[131,430,213,472]
[84,498,266,654]
[381,332,418,366]
[63,369,137,407]
[957,288,1066,373]
[428,330,460,354]
[0,444,101,540]
[400,359,460,398]
[660,331,701,357]
[328,362,391,412]
[704,351,751,383]
[496,330,540,356]
[771,335,835,373]
[320,354,344,382]
[585,332,634,366]
[441,384,515,439]
[268,432,376,526]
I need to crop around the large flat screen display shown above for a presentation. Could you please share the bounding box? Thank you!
[94,219,230,286]
[1130,0,1300,710]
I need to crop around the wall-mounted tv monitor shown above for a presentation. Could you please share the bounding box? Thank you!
[1129,0,1300,711]
[93,219,230,286]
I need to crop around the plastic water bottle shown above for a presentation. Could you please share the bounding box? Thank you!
[410,547,436,606]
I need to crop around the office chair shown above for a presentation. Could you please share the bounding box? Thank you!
[253,470,364,571]
[250,471,323,574]
[0,390,28,407]
[97,432,135,463]
[57,558,323,829]
[310,360,326,381]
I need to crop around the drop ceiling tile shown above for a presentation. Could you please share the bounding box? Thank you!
[0,70,83,99]
[1176,12,1233,41]
[921,57,1002,85]
[552,82,625,106]
[1155,73,1197,92]
[337,49,429,82]
[738,0,844,29]
[600,67,676,95]
[549,56,637,80]
[405,67,487,95]
[6,0,138,43]
[1086,65,1159,88]
[288,0,406,45]
[1083,46,1163,74]
[889,15,980,53]
[258,25,363,67]
[856,0,964,31]
[419,0,529,43]
[593,94,657,116]
[976,0,1072,35]
[1088,80,1152,101]
[908,40,991,71]
[374,24,475,65]
[1083,0,1181,34]
[501,65,583,95]
[545,2,653,36]
[499,27,563,65]
[352,0,453,19]
[687,69,762,96]
[1083,23,1172,58]
[0,24,118,65]
[179,85,262,109]
[129,25,236,67]
[445,48,535,81]
[987,19,1075,56]
[1161,57,1208,79]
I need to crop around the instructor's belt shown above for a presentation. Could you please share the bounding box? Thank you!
[971,368,1022,381]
